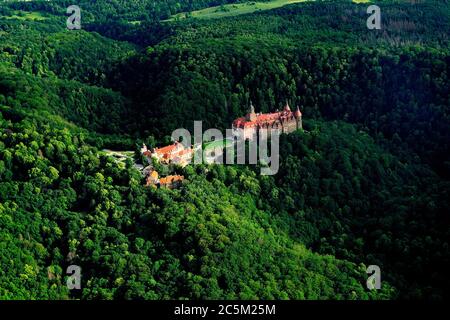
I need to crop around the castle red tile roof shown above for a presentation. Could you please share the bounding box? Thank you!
[233,102,302,129]
[160,175,184,185]
[233,110,299,128]
[175,149,194,157]
[154,143,178,155]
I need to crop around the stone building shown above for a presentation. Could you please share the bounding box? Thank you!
[142,141,193,167]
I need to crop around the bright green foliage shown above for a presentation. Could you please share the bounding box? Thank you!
[0,0,448,300]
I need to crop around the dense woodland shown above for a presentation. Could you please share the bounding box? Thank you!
[0,0,449,300]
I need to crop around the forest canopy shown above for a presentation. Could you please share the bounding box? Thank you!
[0,0,448,300]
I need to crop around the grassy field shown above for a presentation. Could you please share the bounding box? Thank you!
[204,138,234,151]
[165,0,310,21]
[1,10,47,21]
[165,0,373,22]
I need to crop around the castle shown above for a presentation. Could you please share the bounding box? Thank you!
[232,101,302,140]
[140,99,303,187]
[141,141,194,167]
[140,141,191,188]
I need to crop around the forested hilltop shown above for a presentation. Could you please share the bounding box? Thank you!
[0,0,449,300]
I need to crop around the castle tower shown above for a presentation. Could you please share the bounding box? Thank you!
[294,106,303,130]
[284,100,291,112]
[141,143,148,154]
[246,101,257,122]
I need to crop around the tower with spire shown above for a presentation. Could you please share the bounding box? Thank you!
[284,100,291,112]
[294,105,302,130]
[246,100,257,122]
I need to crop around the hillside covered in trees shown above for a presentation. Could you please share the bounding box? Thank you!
[0,0,449,300]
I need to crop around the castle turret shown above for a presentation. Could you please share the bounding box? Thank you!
[246,101,257,122]
[284,100,291,112]
[295,106,303,130]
